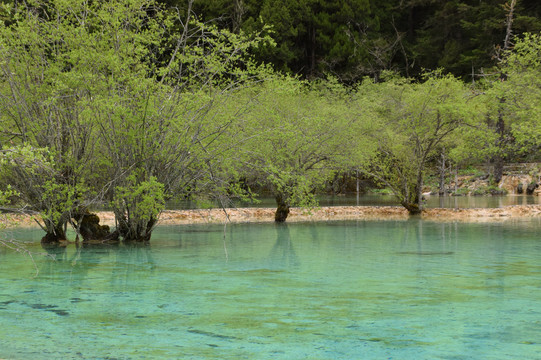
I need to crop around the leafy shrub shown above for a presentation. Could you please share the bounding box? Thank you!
[370,188,394,195]
[451,188,469,196]
[471,186,507,196]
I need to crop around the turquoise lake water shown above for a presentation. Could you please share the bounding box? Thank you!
[1,219,541,359]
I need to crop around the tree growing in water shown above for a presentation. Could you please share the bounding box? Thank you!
[356,71,479,214]
[0,146,85,242]
[0,0,272,241]
[239,76,370,222]
[0,2,101,243]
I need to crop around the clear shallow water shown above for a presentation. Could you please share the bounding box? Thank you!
[1,219,541,359]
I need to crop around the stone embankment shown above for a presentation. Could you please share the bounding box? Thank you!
[6,205,541,228]
[443,163,541,196]
[445,174,540,196]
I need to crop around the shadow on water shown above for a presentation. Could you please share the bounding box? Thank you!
[396,219,458,256]
[392,218,508,295]
[0,242,158,321]
[38,241,156,280]
[267,223,300,269]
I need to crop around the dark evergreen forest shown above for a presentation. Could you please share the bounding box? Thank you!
[161,0,541,81]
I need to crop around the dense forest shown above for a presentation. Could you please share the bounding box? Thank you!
[169,0,541,81]
[0,0,540,243]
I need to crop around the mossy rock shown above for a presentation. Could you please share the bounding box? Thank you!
[73,210,118,242]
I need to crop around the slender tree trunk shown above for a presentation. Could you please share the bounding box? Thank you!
[453,164,458,194]
[274,194,290,222]
[232,0,244,34]
[492,0,515,185]
[439,152,446,196]
[402,171,423,215]
[40,219,67,244]
[415,167,424,213]
[401,200,421,215]
[310,25,316,77]
[503,0,516,51]
[356,170,360,194]
[493,158,504,185]
[493,104,505,185]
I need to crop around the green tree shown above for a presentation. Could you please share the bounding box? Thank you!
[499,33,541,153]
[0,0,272,242]
[0,0,102,242]
[471,2,541,184]
[357,72,477,214]
[239,75,370,221]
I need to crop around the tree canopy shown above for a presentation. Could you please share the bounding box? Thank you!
[0,0,540,244]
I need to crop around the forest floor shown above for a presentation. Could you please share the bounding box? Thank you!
[5,204,541,229]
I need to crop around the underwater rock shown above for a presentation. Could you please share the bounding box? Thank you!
[29,303,69,316]
[187,328,239,340]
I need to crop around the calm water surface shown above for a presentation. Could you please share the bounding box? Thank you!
[1,219,541,359]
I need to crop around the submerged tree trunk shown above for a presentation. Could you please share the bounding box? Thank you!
[401,201,422,215]
[401,175,423,216]
[274,194,290,222]
[114,210,157,242]
[40,219,67,244]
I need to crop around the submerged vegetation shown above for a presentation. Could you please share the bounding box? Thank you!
[0,0,540,242]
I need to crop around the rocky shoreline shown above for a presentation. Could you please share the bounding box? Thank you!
[5,205,541,229]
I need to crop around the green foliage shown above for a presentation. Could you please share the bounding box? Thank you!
[0,0,273,240]
[0,184,17,206]
[457,167,486,177]
[452,188,470,196]
[369,188,394,195]
[40,180,86,226]
[265,164,319,209]
[500,33,541,149]
[113,173,165,241]
[0,144,83,237]
[468,32,541,183]
[2,0,541,239]
[237,74,372,219]
[471,185,507,196]
[357,71,477,213]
